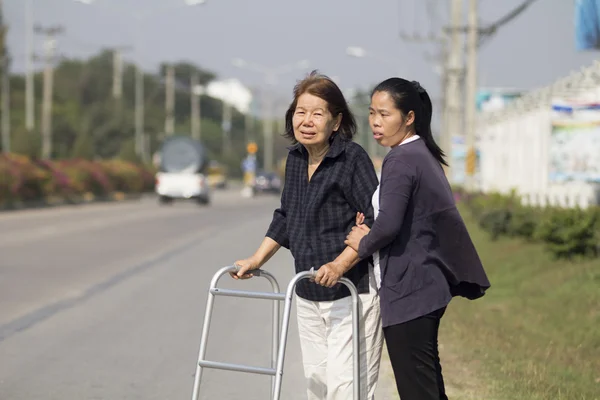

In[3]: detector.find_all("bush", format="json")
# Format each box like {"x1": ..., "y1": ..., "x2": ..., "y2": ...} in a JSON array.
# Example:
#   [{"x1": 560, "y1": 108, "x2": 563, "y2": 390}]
[
  {"x1": 0, "y1": 153, "x2": 156, "y2": 207},
  {"x1": 458, "y1": 187, "x2": 600, "y2": 260},
  {"x1": 55, "y1": 158, "x2": 113, "y2": 196},
  {"x1": 0, "y1": 154, "x2": 52, "y2": 203},
  {"x1": 101, "y1": 160, "x2": 140, "y2": 193},
  {"x1": 535, "y1": 207, "x2": 600, "y2": 259}
]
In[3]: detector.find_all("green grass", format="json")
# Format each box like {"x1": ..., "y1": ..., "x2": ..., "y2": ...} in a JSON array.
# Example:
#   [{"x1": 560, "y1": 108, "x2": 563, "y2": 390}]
[{"x1": 440, "y1": 206, "x2": 600, "y2": 400}]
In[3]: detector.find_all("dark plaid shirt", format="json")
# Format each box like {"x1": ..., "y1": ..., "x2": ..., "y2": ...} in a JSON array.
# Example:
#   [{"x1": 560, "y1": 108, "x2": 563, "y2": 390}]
[{"x1": 266, "y1": 134, "x2": 378, "y2": 302}]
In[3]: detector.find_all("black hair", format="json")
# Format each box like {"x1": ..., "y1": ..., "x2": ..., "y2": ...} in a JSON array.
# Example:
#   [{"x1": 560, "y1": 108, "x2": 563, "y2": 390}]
[
  {"x1": 371, "y1": 78, "x2": 448, "y2": 166},
  {"x1": 284, "y1": 70, "x2": 356, "y2": 143}
]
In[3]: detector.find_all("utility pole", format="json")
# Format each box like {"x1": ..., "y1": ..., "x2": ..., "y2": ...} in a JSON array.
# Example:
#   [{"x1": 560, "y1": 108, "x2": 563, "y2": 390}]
[
  {"x1": 25, "y1": 0, "x2": 34, "y2": 134},
  {"x1": 245, "y1": 109, "x2": 254, "y2": 144},
  {"x1": 1, "y1": 0, "x2": 10, "y2": 153},
  {"x1": 132, "y1": 17, "x2": 147, "y2": 162},
  {"x1": 112, "y1": 49, "x2": 123, "y2": 100},
  {"x1": 190, "y1": 72, "x2": 202, "y2": 141},
  {"x1": 111, "y1": 46, "x2": 131, "y2": 120},
  {"x1": 398, "y1": 2, "x2": 450, "y2": 168},
  {"x1": 443, "y1": 0, "x2": 464, "y2": 184},
  {"x1": 245, "y1": 87, "x2": 255, "y2": 144},
  {"x1": 276, "y1": 98, "x2": 286, "y2": 138},
  {"x1": 164, "y1": 64, "x2": 175, "y2": 136},
  {"x1": 464, "y1": 0, "x2": 478, "y2": 190},
  {"x1": 262, "y1": 88, "x2": 274, "y2": 172},
  {"x1": 221, "y1": 99, "x2": 232, "y2": 156},
  {"x1": 111, "y1": 46, "x2": 132, "y2": 101},
  {"x1": 36, "y1": 25, "x2": 63, "y2": 159},
  {"x1": 400, "y1": 0, "x2": 537, "y2": 188},
  {"x1": 134, "y1": 62, "x2": 145, "y2": 160},
  {"x1": 1, "y1": 39, "x2": 8, "y2": 154}
]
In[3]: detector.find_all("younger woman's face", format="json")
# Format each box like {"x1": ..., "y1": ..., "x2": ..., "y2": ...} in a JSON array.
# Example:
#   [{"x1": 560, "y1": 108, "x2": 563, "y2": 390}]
[{"x1": 369, "y1": 91, "x2": 415, "y2": 148}]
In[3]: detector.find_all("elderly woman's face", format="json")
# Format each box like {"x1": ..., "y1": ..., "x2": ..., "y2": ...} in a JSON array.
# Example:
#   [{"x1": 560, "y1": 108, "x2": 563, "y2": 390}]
[{"x1": 293, "y1": 93, "x2": 341, "y2": 147}]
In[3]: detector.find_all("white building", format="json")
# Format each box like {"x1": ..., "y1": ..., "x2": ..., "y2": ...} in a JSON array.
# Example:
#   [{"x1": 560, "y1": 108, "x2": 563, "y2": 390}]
[{"x1": 477, "y1": 61, "x2": 600, "y2": 208}]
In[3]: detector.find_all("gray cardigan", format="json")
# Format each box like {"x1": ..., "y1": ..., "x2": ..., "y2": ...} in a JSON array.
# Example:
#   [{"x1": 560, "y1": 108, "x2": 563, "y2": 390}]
[{"x1": 358, "y1": 139, "x2": 490, "y2": 327}]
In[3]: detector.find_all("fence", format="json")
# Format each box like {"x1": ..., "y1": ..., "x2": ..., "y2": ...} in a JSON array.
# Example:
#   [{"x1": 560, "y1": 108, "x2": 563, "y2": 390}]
[{"x1": 476, "y1": 60, "x2": 600, "y2": 209}]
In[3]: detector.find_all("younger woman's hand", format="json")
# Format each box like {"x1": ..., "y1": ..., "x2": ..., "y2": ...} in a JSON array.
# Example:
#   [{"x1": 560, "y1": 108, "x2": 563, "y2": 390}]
[
  {"x1": 345, "y1": 224, "x2": 370, "y2": 252},
  {"x1": 355, "y1": 212, "x2": 365, "y2": 226}
]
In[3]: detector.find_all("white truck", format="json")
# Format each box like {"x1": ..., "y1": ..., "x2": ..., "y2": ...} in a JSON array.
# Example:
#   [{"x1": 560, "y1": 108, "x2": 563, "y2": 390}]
[{"x1": 154, "y1": 136, "x2": 211, "y2": 205}]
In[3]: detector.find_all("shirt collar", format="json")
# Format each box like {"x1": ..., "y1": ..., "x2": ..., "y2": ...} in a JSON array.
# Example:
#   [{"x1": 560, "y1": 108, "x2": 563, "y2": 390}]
[
  {"x1": 288, "y1": 133, "x2": 348, "y2": 159},
  {"x1": 399, "y1": 135, "x2": 420, "y2": 146}
]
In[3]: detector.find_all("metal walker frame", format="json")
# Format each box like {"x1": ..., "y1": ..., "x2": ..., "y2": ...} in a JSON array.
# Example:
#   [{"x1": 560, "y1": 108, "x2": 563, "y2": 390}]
[{"x1": 191, "y1": 266, "x2": 361, "y2": 400}]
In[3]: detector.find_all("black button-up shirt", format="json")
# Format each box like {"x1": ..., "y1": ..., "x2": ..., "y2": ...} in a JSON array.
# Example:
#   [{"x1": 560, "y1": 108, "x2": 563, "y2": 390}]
[{"x1": 266, "y1": 134, "x2": 378, "y2": 302}]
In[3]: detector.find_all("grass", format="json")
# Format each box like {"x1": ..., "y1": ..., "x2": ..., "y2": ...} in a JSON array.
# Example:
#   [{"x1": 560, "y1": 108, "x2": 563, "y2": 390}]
[{"x1": 439, "y1": 206, "x2": 600, "y2": 400}]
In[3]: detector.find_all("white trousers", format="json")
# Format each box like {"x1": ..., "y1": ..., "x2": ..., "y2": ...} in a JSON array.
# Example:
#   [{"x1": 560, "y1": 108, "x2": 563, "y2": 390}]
[{"x1": 296, "y1": 275, "x2": 383, "y2": 400}]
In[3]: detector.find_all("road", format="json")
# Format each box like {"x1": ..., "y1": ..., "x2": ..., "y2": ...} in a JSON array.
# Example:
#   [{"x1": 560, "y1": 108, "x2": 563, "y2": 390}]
[{"x1": 0, "y1": 189, "x2": 397, "y2": 399}]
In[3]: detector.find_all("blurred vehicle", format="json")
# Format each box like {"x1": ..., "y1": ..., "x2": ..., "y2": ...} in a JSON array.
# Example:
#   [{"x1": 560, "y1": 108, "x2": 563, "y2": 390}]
[
  {"x1": 206, "y1": 161, "x2": 228, "y2": 189},
  {"x1": 252, "y1": 171, "x2": 282, "y2": 195},
  {"x1": 154, "y1": 135, "x2": 211, "y2": 205}
]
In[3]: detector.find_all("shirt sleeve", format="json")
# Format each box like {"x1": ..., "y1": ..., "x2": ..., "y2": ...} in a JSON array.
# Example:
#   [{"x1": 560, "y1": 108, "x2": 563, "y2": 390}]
[
  {"x1": 358, "y1": 158, "x2": 415, "y2": 259},
  {"x1": 345, "y1": 149, "x2": 378, "y2": 227},
  {"x1": 265, "y1": 160, "x2": 291, "y2": 249}
]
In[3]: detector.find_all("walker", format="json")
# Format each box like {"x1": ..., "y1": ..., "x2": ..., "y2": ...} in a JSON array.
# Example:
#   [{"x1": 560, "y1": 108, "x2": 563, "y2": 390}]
[{"x1": 190, "y1": 265, "x2": 361, "y2": 400}]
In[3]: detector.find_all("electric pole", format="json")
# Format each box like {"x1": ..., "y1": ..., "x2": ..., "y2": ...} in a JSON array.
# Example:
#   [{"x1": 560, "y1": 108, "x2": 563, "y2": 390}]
[
  {"x1": 262, "y1": 89, "x2": 274, "y2": 172},
  {"x1": 398, "y1": 1, "x2": 451, "y2": 170},
  {"x1": 112, "y1": 46, "x2": 132, "y2": 101},
  {"x1": 443, "y1": 0, "x2": 464, "y2": 184},
  {"x1": 164, "y1": 64, "x2": 175, "y2": 136},
  {"x1": 221, "y1": 100, "x2": 232, "y2": 157},
  {"x1": 35, "y1": 25, "x2": 63, "y2": 159},
  {"x1": 112, "y1": 46, "x2": 132, "y2": 121},
  {"x1": 464, "y1": 0, "x2": 478, "y2": 190},
  {"x1": 113, "y1": 49, "x2": 123, "y2": 100},
  {"x1": 1, "y1": 0, "x2": 10, "y2": 153},
  {"x1": 400, "y1": 0, "x2": 537, "y2": 188},
  {"x1": 190, "y1": 72, "x2": 202, "y2": 141},
  {"x1": 25, "y1": 0, "x2": 34, "y2": 134},
  {"x1": 245, "y1": 86, "x2": 256, "y2": 144},
  {"x1": 245, "y1": 108, "x2": 254, "y2": 144}
]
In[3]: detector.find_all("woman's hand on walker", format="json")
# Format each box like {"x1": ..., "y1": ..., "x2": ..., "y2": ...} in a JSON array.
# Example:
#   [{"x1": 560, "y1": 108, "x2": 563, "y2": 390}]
[
  {"x1": 314, "y1": 261, "x2": 345, "y2": 288},
  {"x1": 345, "y1": 224, "x2": 370, "y2": 252},
  {"x1": 230, "y1": 257, "x2": 261, "y2": 280}
]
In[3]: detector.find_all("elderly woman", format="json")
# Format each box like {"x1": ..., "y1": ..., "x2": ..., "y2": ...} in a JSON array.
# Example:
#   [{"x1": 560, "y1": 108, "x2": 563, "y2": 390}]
[{"x1": 233, "y1": 71, "x2": 384, "y2": 399}]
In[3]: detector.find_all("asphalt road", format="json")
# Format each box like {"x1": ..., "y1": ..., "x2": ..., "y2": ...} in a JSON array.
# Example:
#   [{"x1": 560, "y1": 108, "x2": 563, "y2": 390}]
[{"x1": 0, "y1": 189, "x2": 397, "y2": 399}]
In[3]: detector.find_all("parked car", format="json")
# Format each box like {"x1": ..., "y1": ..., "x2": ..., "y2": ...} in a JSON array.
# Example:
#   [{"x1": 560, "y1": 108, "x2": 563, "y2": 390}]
[
  {"x1": 206, "y1": 161, "x2": 228, "y2": 189},
  {"x1": 252, "y1": 171, "x2": 282, "y2": 194}
]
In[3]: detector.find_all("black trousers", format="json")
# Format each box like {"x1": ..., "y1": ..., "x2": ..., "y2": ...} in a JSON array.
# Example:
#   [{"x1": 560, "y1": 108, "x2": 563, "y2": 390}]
[{"x1": 383, "y1": 307, "x2": 448, "y2": 400}]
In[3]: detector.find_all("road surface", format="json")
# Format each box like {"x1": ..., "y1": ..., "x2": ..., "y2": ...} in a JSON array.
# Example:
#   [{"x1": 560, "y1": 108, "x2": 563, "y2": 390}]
[{"x1": 0, "y1": 189, "x2": 397, "y2": 399}]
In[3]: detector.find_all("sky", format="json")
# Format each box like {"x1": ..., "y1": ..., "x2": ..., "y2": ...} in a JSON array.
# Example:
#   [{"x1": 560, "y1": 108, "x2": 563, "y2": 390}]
[{"x1": 4, "y1": 0, "x2": 600, "y2": 113}]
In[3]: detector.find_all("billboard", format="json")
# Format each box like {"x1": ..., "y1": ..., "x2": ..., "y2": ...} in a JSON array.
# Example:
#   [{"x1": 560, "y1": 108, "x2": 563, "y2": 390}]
[
  {"x1": 575, "y1": 0, "x2": 600, "y2": 50},
  {"x1": 476, "y1": 89, "x2": 523, "y2": 112},
  {"x1": 549, "y1": 101, "x2": 600, "y2": 183}
]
